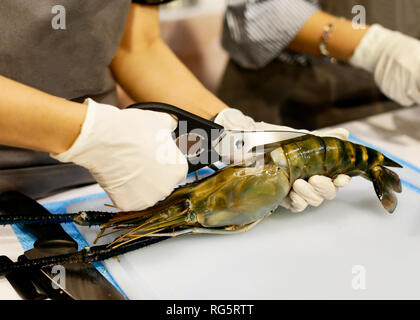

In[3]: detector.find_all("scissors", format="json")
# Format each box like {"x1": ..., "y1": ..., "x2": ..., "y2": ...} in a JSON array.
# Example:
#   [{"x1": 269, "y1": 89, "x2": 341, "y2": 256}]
[{"x1": 128, "y1": 102, "x2": 308, "y2": 173}]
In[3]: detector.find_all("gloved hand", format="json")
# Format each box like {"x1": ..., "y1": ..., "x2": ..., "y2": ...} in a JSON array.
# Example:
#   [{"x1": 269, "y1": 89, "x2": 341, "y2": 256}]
[
  {"x1": 51, "y1": 98, "x2": 188, "y2": 211},
  {"x1": 350, "y1": 24, "x2": 420, "y2": 107},
  {"x1": 214, "y1": 108, "x2": 351, "y2": 212}
]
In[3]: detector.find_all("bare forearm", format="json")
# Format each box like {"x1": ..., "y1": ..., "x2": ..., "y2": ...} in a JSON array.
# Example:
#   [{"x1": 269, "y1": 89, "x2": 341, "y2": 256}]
[
  {"x1": 111, "y1": 4, "x2": 228, "y2": 119},
  {"x1": 0, "y1": 75, "x2": 86, "y2": 154},
  {"x1": 112, "y1": 39, "x2": 228, "y2": 119},
  {"x1": 287, "y1": 11, "x2": 369, "y2": 61}
]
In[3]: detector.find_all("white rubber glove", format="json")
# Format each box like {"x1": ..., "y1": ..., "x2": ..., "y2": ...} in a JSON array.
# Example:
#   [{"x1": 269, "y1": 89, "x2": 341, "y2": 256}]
[
  {"x1": 350, "y1": 24, "x2": 420, "y2": 107},
  {"x1": 214, "y1": 108, "x2": 351, "y2": 212},
  {"x1": 51, "y1": 98, "x2": 188, "y2": 211}
]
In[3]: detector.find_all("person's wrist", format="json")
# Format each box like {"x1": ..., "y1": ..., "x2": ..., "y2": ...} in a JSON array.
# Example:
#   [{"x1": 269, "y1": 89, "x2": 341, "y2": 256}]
[
  {"x1": 213, "y1": 107, "x2": 258, "y2": 131},
  {"x1": 51, "y1": 98, "x2": 97, "y2": 159},
  {"x1": 213, "y1": 107, "x2": 233, "y2": 123},
  {"x1": 209, "y1": 106, "x2": 230, "y2": 122},
  {"x1": 50, "y1": 100, "x2": 88, "y2": 154}
]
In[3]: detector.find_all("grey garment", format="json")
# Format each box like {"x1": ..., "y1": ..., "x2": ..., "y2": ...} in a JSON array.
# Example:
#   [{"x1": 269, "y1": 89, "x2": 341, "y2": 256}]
[
  {"x1": 0, "y1": 0, "x2": 131, "y2": 101},
  {"x1": 0, "y1": 0, "x2": 132, "y2": 199},
  {"x1": 0, "y1": 164, "x2": 95, "y2": 199},
  {"x1": 222, "y1": 0, "x2": 320, "y2": 69},
  {"x1": 218, "y1": 0, "x2": 420, "y2": 129},
  {"x1": 0, "y1": 147, "x2": 95, "y2": 199}
]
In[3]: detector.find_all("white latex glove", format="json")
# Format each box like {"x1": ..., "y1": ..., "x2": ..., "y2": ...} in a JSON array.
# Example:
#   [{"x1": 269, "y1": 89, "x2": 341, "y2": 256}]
[
  {"x1": 51, "y1": 98, "x2": 188, "y2": 211},
  {"x1": 214, "y1": 108, "x2": 351, "y2": 212},
  {"x1": 350, "y1": 24, "x2": 420, "y2": 107}
]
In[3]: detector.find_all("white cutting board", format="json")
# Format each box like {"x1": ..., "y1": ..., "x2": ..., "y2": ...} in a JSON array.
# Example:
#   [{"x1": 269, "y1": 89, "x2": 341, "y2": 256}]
[{"x1": 69, "y1": 164, "x2": 420, "y2": 300}]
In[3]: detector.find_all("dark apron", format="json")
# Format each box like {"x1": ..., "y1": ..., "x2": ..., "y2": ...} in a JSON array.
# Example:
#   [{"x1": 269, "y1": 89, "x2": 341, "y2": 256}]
[
  {"x1": 218, "y1": 0, "x2": 420, "y2": 130},
  {"x1": 0, "y1": 1, "x2": 131, "y2": 198}
]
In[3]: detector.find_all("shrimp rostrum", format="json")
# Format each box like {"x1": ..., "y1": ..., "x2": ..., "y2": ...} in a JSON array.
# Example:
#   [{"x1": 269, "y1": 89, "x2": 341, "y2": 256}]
[{"x1": 97, "y1": 134, "x2": 402, "y2": 247}]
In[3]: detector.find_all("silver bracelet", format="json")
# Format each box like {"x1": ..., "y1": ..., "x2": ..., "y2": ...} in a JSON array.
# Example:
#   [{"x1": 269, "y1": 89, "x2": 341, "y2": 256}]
[{"x1": 319, "y1": 17, "x2": 344, "y2": 63}]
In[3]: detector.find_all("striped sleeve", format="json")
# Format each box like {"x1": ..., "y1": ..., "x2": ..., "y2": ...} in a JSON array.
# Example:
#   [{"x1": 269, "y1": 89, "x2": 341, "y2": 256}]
[{"x1": 222, "y1": 0, "x2": 320, "y2": 70}]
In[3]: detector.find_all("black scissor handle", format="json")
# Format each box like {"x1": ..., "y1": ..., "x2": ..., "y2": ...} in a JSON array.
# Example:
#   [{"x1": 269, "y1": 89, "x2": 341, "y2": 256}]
[{"x1": 127, "y1": 102, "x2": 224, "y2": 173}]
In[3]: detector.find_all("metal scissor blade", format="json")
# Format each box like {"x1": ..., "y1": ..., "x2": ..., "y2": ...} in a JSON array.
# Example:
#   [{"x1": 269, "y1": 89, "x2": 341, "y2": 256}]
[
  {"x1": 214, "y1": 130, "x2": 311, "y2": 162},
  {"x1": 24, "y1": 247, "x2": 126, "y2": 300}
]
